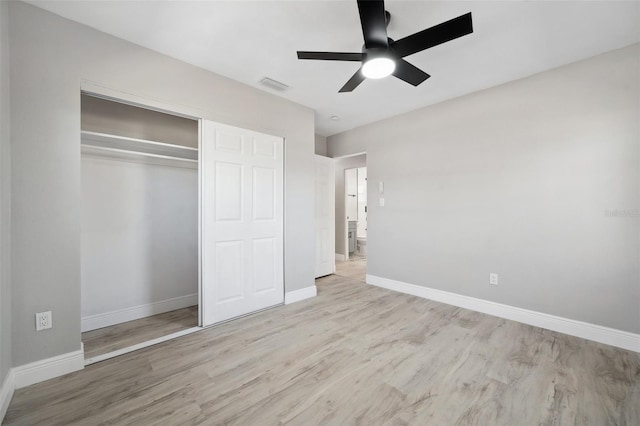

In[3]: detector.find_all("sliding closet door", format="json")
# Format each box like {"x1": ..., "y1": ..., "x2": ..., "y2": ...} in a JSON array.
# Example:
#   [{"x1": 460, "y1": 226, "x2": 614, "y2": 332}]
[{"x1": 201, "y1": 120, "x2": 284, "y2": 326}]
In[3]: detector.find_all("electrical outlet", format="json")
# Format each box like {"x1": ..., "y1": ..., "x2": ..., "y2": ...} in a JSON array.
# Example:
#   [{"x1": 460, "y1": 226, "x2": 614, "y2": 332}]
[
  {"x1": 489, "y1": 273, "x2": 499, "y2": 286},
  {"x1": 35, "y1": 311, "x2": 52, "y2": 331},
  {"x1": 379, "y1": 197, "x2": 385, "y2": 207}
]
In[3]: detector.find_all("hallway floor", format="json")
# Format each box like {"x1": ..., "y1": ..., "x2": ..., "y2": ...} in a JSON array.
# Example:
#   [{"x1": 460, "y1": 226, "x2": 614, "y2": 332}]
[{"x1": 335, "y1": 255, "x2": 366, "y2": 282}]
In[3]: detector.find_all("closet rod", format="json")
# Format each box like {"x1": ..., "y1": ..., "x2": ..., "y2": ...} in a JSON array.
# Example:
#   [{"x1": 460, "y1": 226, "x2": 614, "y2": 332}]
[
  {"x1": 81, "y1": 144, "x2": 198, "y2": 163},
  {"x1": 81, "y1": 130, "x2": 198, "y2": 161},
  {"x1": 81, "y1": 130, "x2": 197, "y2": 151}
]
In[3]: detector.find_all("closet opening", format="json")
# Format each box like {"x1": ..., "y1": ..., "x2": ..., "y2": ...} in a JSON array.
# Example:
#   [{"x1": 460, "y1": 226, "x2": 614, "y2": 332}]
[{"x1": 80, "y1": 93, "x2": 201, "y2": 364}]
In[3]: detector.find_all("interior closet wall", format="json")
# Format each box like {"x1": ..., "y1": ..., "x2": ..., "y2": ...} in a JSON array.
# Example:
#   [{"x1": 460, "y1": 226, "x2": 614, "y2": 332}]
[{"x1": 81, "y1": 96, "x2": 198, "y2": 331}]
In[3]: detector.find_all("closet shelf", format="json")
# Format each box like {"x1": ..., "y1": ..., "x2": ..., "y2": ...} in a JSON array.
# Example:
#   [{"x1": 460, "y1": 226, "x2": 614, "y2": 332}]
[
  {"x1": 81, "y1": 130, "x2": 198, "y2": 161},
  {"x1": 81, "y1": 145, "x2": 197, "y2": 170}
]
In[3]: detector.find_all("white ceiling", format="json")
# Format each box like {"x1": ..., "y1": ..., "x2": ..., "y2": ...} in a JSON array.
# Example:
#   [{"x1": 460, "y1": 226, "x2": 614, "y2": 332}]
[{"x1": 29, "y1": 1, "x2": 640, "y2": 136}]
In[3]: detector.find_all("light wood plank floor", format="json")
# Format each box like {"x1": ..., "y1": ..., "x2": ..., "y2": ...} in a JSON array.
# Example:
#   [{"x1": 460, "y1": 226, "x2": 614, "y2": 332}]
[
  {"x1": 335, "y1": 256, "x2": 366, "y2": 282},
  {"x1": 5, "y1": 271, "x2": 639, "y2": 425},
  {"x1": 82, "y1": 306, "x2": 198, "y2": 359}
]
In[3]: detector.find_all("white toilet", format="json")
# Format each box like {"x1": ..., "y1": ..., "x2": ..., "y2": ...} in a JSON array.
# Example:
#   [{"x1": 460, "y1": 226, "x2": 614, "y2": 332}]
[{"x1": 356, "y1": 237, "x2": 367, "y2": 256}]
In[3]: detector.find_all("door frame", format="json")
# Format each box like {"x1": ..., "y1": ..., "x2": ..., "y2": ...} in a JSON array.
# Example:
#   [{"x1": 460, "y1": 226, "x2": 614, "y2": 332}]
[
  {"x1": 344, "y1": 166, "x2": 367, "y2": 261},
  {"x1": 81, "y1": 81, "x2": 205, "y2": 328},
  {"x1": 333, "y1": 152, "x2": 367, "y2": 262},
  {"x1": 344, "y1": 167, "x2": 356, "y2": 261}
]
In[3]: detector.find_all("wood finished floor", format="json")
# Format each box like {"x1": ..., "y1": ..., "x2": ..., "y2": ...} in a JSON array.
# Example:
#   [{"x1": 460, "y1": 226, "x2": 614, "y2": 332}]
[
  {"x1": 335, "y1": 256, "x2": 366, "y2": 282},
  {"x1": 82, "y1": 306, "x2": 198, "y2": 359},
  {"x1": 5, "y1": 268, "x2": 639, "y2": 425}
]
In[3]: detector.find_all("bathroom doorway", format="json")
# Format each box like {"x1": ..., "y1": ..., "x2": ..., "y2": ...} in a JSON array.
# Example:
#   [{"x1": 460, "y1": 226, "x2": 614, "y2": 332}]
[
  {"x1": 333, "y1": 152, "x2": 367, "y2": 283},
  {"x1": 345, "y1": 166, "x2": 367, "y2": 262}
]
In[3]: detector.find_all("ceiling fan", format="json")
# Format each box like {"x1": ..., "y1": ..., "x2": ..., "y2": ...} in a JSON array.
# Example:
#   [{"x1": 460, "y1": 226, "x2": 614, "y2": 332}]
[{"x1": 297, "y1": 1, "x2": 473, "y2": 93}]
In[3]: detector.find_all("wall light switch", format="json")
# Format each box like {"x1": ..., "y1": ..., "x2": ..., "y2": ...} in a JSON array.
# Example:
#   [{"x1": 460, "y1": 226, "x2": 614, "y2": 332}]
[
  {"x1": 379, "y1": 197, "x2": 385, "y2": 207},
  {"x1": 379, "y1": 181, "x2": 384, "y2": 194}
]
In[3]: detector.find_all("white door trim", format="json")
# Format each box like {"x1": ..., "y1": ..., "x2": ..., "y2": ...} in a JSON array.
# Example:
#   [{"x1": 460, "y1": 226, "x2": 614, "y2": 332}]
[
  {"x1": 80, "y1": 83, "x2": 204, "y2": 329},
  {"x1": 80, "y1": 80, "x2": 204, "y2": 120}
]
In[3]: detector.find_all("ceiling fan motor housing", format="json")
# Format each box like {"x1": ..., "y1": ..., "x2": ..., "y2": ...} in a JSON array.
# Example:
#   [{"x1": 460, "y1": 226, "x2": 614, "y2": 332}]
[{"x1": 362, "y1": 46, "x2": 394, "y2": 61}]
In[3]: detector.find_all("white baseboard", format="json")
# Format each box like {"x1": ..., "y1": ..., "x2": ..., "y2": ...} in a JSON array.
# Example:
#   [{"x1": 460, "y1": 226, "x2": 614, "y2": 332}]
[
  {"x1": 1, "y1": 368, "x2": 15, "y2": 423},
  {"x1": 1, "y1": 345, "x2": 85, "y2": 422},
  {"x1": 82, "y1": 293, "x2": 198, "y2": 332},
  {"x1": 12, "y1": 347, "x2": 85, "y2": 390},
  {"x1": 335, "y1": 253, "x2": 345, "y2": 261},
  {"x1": 367, "y1": 274, "x2": 640, "y2": 353},
  {"x1": 285, "y1": 286, "x2": 317, "y2": 305}
]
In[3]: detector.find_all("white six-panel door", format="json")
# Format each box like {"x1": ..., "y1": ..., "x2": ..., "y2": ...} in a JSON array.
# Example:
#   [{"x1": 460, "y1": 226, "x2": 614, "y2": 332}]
[
  {"x1": 201, "y1": 120, "x2": 284, "y2": 326},
  {"x1": 315, "y1": 155, "x2": 335, "y2": 278}
]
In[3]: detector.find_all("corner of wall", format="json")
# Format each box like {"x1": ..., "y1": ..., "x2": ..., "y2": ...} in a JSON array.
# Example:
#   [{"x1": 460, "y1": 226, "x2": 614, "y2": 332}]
[
  {"x1": 0, "y1": 367, "x2": 14, "y2": 422},
  {"x1": 0, "y1": 0, "x2": 14, "y2": 420},
  {"x1": 314, "y1": 134, "x2": 328, "y2": 157}
]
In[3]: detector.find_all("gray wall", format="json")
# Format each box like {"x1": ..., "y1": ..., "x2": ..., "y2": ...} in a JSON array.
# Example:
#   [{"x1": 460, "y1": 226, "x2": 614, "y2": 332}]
[
  {"x1": 328, "y1": 43, "x2": 640, "y2": 334},
  {"x1": 81, "y1": 154, "x2": 198, "y2": 323},
  {"x1": 9, "y1": 1, "x2": 315, "y2": 367},
  {"x1": 0, "y1": 0, "x2": 12, "y2": 385},
  {"x1": 314, "y1": 134, "x2": 327, "y2": 157},
  {"x1": 334, "y1": 154, "x2": 366, "y2": 257},
  {"x1": 82, "y1": 94, "x2": 199, "y2": 148}
]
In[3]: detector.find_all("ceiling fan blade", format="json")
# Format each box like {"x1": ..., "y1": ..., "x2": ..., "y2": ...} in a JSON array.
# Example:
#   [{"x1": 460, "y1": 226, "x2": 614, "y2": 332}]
[
  {"x1": 297, "y1": 51, "x2": 364, "y2": 61},
  {"x1": 357, "y1": 0, "x2": 389, "y2": 48},
  {"x1": 393, "y1": 59, "x2": 430, "y2": 86},
  {"x1": 339, "y1": 68, "x2": 366, "y2": 93},
  {"x1": 391, "y1": 12, "x2": 473, "y2": 58}
]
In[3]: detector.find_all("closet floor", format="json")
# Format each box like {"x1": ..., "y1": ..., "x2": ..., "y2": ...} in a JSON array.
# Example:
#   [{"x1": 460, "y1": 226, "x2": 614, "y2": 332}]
[{"x1": 82, "y1": 306, "x2": 198, "y2": 359}]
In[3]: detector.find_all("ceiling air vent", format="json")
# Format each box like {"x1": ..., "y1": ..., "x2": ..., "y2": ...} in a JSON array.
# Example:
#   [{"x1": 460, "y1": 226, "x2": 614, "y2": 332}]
[{"x1": 259, "y1": 77, "x2": 290, "y2": 92}]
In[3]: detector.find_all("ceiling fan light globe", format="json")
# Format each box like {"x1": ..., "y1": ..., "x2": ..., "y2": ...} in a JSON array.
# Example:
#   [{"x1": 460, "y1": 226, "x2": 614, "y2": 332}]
[{"x1": 362, "y1": 57, "x2": 395, "y2": 79}]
